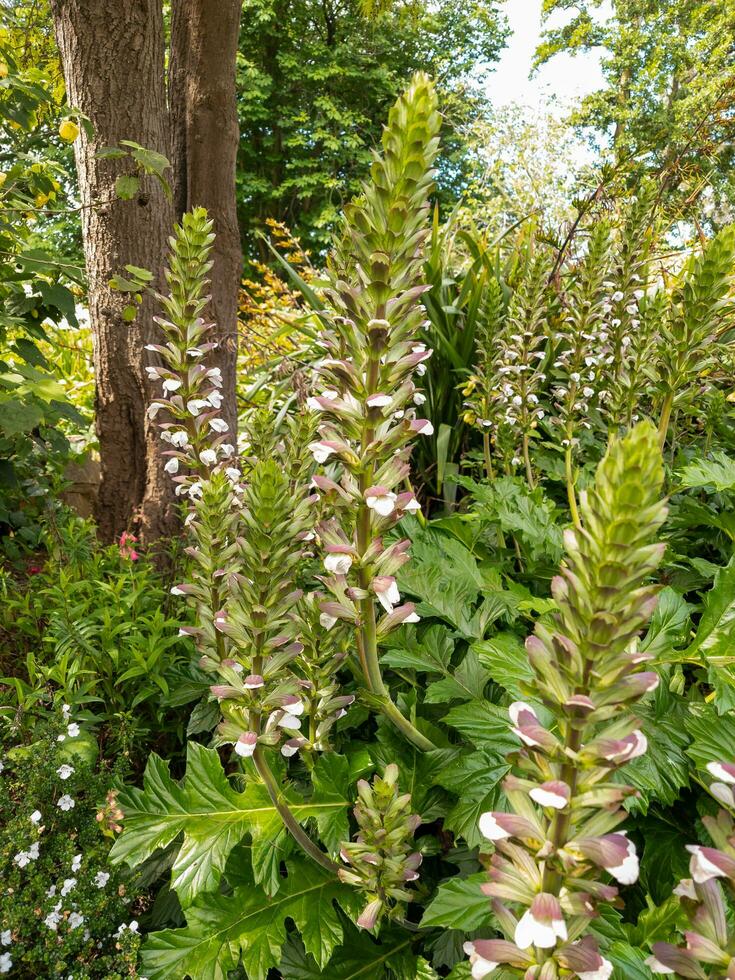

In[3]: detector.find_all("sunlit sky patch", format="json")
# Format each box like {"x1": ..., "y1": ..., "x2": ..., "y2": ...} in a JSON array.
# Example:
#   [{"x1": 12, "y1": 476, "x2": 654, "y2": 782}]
[{"x1": 489, "y1": 0, "x2": 611, "y2": 110}]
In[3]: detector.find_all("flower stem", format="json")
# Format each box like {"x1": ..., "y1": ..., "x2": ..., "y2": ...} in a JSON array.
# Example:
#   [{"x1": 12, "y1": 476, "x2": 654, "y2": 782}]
[
  {"x1": 522, "y1": 433, "x2": 535, "y2": 490},
  {"x1": 565, "y1": 444, "x2": 581, "y2": 530},
  {"x1": 252, "y1": 747, "x2": 339, "y2": 875}
]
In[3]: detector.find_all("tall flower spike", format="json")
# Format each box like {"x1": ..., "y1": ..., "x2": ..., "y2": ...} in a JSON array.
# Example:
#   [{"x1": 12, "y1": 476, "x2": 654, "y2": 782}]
[
  {"x1": 468, "y1": 421, "x2": 667, "y2": 978},
  {"x1": 648, "y1": 759, "x2": 735, "y2": 977},
  {"x1": 151, "y1": 213, "x2": 341, "y2": 875},
  {"x1": 602, "y1": 184, "x2": 656, "y2": 435},
  {"x1": 656, "y1": 224, "x2": 735, "y2": 449},
  {"x1": 464, "y1": 268, "x2": 509, "y2": 479},
  {"x1": 487, "y1": 237, "x2": 552, "y2": 488},
  {"x1": 551, "y1": 220, "x2": 612, "y2": 526},
  {"x1": 307, "y1": 72, "x2": 441, "y2": 751}
]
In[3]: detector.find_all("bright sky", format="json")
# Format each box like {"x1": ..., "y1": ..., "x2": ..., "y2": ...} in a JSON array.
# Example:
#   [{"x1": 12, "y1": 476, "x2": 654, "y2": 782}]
[{"x1": 489, "y1": 0, "x2": 610, "y2": 110}]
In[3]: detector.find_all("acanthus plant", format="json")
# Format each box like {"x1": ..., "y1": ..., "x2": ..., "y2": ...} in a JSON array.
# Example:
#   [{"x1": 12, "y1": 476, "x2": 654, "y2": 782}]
[
  {"x1": 464, "y1": 421, "x2": 668, "y2": 979},
  {"x1": 108, "y1": 75, "x2": 444, "y2": 975},
  {"x1": 141, "y1": 207, "x2": 356, "y2": 874},
  {"x1": 305, "y1": 71, "x2": 441, "y2": 752},
  {"x1": 648, "y1": 760, "x2": 735, "y2": 978}
]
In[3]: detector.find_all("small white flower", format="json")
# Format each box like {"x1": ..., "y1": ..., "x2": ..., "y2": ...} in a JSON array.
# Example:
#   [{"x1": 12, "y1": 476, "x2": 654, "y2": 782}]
[
  {"x1": 0, "y1": 931, "x2": 10, "y2": 947},
  {"x1": 403, "y1": 497, "x2": 421, "y2": 514},
  {"x1": 207, "y1": 390, "x2": 223, "y2": 409},
  {"x1": 606, "y1": 837, "x2": 639, "y2": 884},
  {"x1": 186, "y1": 398, "x2": 207, "y2": 416},
  {"x1": 199, "y1": 448, "x2": 217, "y2": 466},
  {"x1": 529, "y1": 786, "x2": 567, "y2": 810},
  {"x1": 309, "y1": 441, "x2": 337, "y2": 464},
  {"x1": 170, "y1": 430, "x2": 189, "y2": 448},
  {"x1": 30, "y1": 810, "x2": 42, "y2": 824},
  {"x1": 162, "y1": 378, "x2": 182, "y2": 393},
  {"x1": 61, "y1": 704, "x2": 71, "y2": 716},
  {"x1": 94, "y1": 871, "x2": 110, "y2": 888},
  {"x1": 404, "y1": 611, "x2": 421, "y2": 624},
  {"x1": 374, "y1": 578, "x2": 401, "y2": 614},
  {"x1": 57, "y1": 794, "x2": 75, "y2": 811},
  {"x1": 611, "y1": 290, "x2": 624, "y2": 302},
  {"x1": 0, "y1": 760, "x2": 3, "y2": 773},
  {"x1": 278, "y1": 713, "x2": 302, "y2": 730},
  {"x1": 515, "y1": 906, "x2": 567, "y2": 950},
  {"x1": 66, "y1": 723, "x2": 80, "y2": 737},
  {"x1": 324, "y1": 553, "x2": 353, "y2": 575},
  {"x1": 225, "y1": 467, "x2": 241, "y2": 482},
  {"x1": 707, "y1": 761, "x2": 735, "y2": 784},
  {"x1": 13, "y1": 851, "x2": 30, "y2": 868},
  {"x1": 365, "y1": 490, "x2": 397, "y2": 517},
  {"x1": 28, "y1": 842, "x2": 40, "y2": 860},
  {"x1": 234, "y1": 732, "x2": 258, "y2": 758},
  {"x1": 44, "y1": 911, "x2": 61, "y2": 931},
  {"x1": 413, "y1": 391, "x2": 426, "y2": 405},
  {"x1": 57, "y1": 764, "x2": 75, "y2": 780},
  {"x1": 0, "y1": 952, "x2": 12, "y2": 974},
  {"x1": 60, "y1": 877, "x2": 77, "y2": 897},
  {"x1": 164, "y1": 457, "x2": 179, "y2": 474},
  {"x1": 71, "y1": 853, "x2": 82, "y2": 872},
  {"x1": 68, "y1": 911, "x2": 85, "y2": 930},
  {"x1": 478, "y1": 812, "x2": 510, "y2": 841},
  {"x1": 209, "y1": 418, "x2": 229, "y2": 433},
  {"x1": 366, "y1": 393, "x2": 392, "y2": 408},
  {"x1": 463, "y1": 941, "x2": 497, "y2": 979}
]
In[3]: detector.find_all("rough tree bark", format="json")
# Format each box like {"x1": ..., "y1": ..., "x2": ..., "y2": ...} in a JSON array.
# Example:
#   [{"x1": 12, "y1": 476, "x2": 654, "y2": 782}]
[
  {"x1": 50, "y1": 0, "x2": 176, "y2": 543},
  {"x1": 169, "y1": 0, "x2": 243, "y2": 436},
  {"x1": 50, "y1": 0, "x2": 243, "y2": 543}
]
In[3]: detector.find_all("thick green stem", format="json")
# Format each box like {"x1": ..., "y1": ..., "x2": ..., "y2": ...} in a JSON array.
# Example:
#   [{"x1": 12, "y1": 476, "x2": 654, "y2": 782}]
[
  {"x1": 482, "y1": 430, "x2": 495, "y2": 481},
  {"x1": 253, "y1": 747, "x2": 339, "y2": 874},
  {"x1": 522, "y1": 432, "x2": 535, "y2": 490},
  {"x1": 565, "y1": 444, "x2": 581, "y2": 530}
]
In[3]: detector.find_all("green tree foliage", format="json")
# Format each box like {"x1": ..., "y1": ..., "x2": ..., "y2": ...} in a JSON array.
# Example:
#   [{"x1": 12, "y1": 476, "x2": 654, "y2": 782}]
[
  {"x1": 236, "y1": 0, "x2": 509, "y2": 257},
  {"x1": 537, "y1": 0, "x2": 735, "y2": 223}
]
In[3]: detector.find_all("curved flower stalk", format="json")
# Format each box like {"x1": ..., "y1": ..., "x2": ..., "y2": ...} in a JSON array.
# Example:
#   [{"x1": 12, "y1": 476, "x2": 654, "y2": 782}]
[
  {"x1": 648, "y1": 760, "x2": 735, "y2": 978},
  {"x1": 487, "y1": 242, "x2": 552, "y2": 488},
  {"x1": 464, "y1": 421, "x2": 667, "y2": 979},
  {"x1": 550, "y1": 221, "x2": 612, "y2": 527},
  {"x1": 655, "y1": 225, "x2": 735, "y2": 451},
  {"x1": 306, "y1": 72, "x2": 441, "y2": 751},
  {"x1": 338, "y1": 764, "x2": 422, "y2": 931}
]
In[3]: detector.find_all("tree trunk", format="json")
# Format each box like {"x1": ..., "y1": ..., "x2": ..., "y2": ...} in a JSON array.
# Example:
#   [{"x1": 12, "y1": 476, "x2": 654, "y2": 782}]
[
  {"x1": 169, "y1": 0, "x2": 243, "y2": 435},
  {"x1": 49, "y1": 0, "x2": 178, "y2": 545}
]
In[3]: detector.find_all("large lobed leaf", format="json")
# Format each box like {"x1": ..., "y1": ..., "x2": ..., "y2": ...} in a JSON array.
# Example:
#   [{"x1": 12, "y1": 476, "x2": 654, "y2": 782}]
[
  {"x1": 141, "y1": 857, "x2": 360, "y2": 980},
  {"x1": 111, "y1": 742, "x2": 350, "y2": 903}
]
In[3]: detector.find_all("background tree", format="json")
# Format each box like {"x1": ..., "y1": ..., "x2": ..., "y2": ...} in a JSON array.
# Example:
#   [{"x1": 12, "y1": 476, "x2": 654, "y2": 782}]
[
  {"x1": 48, "y1": 0, "x2": 242, "y2": 545},
  {"x1": 537, "y1": 0, "x2": 735, "y2": 225},
  {"x1": 236, "y1": 0, "x2": 509, "y2": 258}
]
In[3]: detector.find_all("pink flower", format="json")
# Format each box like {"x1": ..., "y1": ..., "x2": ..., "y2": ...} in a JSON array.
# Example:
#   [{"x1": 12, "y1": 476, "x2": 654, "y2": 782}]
[{"x1": 118, "y1": 531, "x2": 139, "y2": 560}]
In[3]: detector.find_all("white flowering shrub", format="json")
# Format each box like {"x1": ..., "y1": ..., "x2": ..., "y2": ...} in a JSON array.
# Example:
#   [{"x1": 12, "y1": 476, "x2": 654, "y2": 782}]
[{"x1": 0, "y1": 709, "x2": 143, "y2": 977}]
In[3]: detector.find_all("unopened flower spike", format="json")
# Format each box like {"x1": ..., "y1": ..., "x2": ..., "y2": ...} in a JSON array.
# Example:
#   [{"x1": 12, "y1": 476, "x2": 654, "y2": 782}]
[{"x1": 338, "y1": 764, "x2": 422, "y2": 931}]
